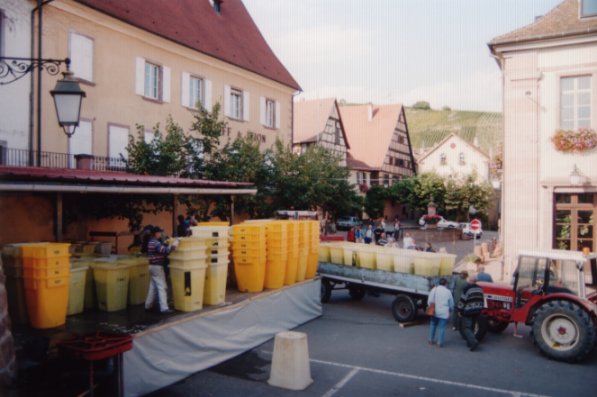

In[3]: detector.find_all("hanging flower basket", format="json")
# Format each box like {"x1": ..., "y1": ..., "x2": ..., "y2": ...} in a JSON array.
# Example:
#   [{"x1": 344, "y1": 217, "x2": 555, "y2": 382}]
[
  {"x1": 551, "y1": 128, "x2": 597, "y2": 153},
  {"x1": 422, "y1": 214, "x2": 441, "y2": 225}
]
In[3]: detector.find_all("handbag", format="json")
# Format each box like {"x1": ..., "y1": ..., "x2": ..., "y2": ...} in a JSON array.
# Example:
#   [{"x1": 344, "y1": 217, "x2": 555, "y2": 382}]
[
  {"x1": 426, "y1": 289, "x2": 436, "y2": 316},
  {"x1": 425, "y1": 303, "x2": 435, "y2": 316}
]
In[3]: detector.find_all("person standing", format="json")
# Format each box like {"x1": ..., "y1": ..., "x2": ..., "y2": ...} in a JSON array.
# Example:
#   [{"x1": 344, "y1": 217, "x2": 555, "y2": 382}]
[
  {"x1": 145, "y1": 226, "x2": 178, "y2": 314},
  {"x1": 394, "y1": 218, "x2": 401, "y2": 240},
  {"x1": 458, "y1": 275, "x2": 485, "y2": 351},
  {"x1": 427, "y1": 278, "x2": 454, "y2": 347},
  {"x1": 364, "y1": 225, "x2": 373, "y2": 244},
  {"x1": 451, "y1": 271, "x2": 469, "y2": 331},
  {"x1": 403, "y1": 232, "x2": 416, "y2": 250}
]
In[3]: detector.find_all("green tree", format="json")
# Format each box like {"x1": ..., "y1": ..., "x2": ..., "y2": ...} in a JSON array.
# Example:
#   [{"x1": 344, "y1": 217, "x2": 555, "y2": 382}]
[
  {"x1": 412, "y1": 101, "x2": 431, "y2": 110},
  {"x1": 364, "y1": 185, "x2": 386, "y2": 219}
]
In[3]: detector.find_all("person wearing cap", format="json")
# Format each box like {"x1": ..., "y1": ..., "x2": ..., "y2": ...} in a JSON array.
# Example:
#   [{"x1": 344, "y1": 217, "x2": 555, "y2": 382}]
[
  {"x1": 145, "y1": 226, "x2": 178, "y2": 314},
  {"x1": 457, "y1": 275, "x2": 485, "y2": 351}
]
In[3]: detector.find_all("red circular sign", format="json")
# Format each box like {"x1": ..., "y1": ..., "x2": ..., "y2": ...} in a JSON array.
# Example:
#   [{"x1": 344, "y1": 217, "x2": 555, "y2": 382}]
[{"x1": 470, "y1": 219, "x2": 481, "y2": 231}]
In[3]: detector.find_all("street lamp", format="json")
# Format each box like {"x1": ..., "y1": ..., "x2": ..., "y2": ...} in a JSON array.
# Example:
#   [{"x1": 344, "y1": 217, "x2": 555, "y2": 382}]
[{"x1": 50, "y1": 67, "x2": 86, "y2": 138}]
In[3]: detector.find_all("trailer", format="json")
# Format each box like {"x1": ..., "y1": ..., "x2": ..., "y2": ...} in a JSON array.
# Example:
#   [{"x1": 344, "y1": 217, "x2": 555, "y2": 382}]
[{"x1": 318, "y1": 261, "x2": 454, "y2": 323}]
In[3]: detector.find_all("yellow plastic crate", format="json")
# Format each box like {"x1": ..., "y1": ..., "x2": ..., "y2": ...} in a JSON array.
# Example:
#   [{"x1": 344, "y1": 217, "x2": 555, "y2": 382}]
[
  {"x1": 24, "y1": 275, "x2": 70, "y2": 329},
  {"x1": 191, "y1": 227, "x2": 230, "y2": 239},
  {"x1": 343, "y1": 245, "x2": 360, "y2": 266},
  {"x1": 234, "y1": 259, "x2": 265, "y2": 292},
  {"x1": 439, "y1": 254, "x2": 456, "y2": 276},
  {"x1": 176, "y1": 237, "x2": 207, "y2": 250},
  {"x1": 231, "y1": 240, "x2": 266, "y2": 250},
  {"x1": 305, "y1": 252, "x2": 318, "y2": 279},
  {"x1": 393, "y1": 252, "x2": 413, "y2": 274},
  {"x1": 284, "y1": 254, "x2": 299, "y2": 286},
  {"x1": 264, "y1": 258, "x2": 286, "y2": 289},
  {"x1": 318, "y1": 244, "x2": 331, "y2": 262},
  {"x1": 232, "y1": 246, "x2": 265, "y2": 257},
  {"x1": 67, "y1": 266, "x2": 88, "y2": 315},
  {"x1": 329, "y1": 244, "x2": 345, "y2": 265},
  {"x1": 207, "y1": 245, "x2": 230, "y2": 257},
  {"x1": 375, "y1": 249, "x2": 394, "y2": 272},
  {"x1": 231, "y1": 223, "x2": 266, "y2": 236},
  {"x1": 296, "y1": 253, "x2": 308, "y2": 282},
  {"x1": 170, "y1": 264, "x2": 207, "y2": 312},
  {"x1": 20, "y1": 243, "x2": 71, "y2": 259},
  {"x1": 22, "y1": 256, "x2": 70, "y2": 269},
  {"x1": 203, "y1": 263, "x2": 228, "y2": 305},
  {"x1": 412, "y1": 252, "x2": 441, "y2": 277},
  {"x1": 208, "y1": 253, "x2": 230, "y2": 266},
  {"x1": 169, "y1": 257, "x2": 207, "y2": 268},
  {"x1": 357, "y1": 249, "x2": 376, "y2": 270},
  {"x1": 91, "y1": 263, "x2": 130, "y2": 312},
  {"x1": 23, "y1": 262, "x2": 70, "y2": 279},
  {"x1": 169, "y1": 248, "x2": 207, "y2": 261}
]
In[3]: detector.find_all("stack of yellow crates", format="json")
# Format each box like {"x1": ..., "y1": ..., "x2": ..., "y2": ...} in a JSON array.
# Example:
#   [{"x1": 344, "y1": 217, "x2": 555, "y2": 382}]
[
  {"x1": 231, "y1": 223, "x2": 266, "y2": 292},
  {"x1": 262, "y1": 221, "x2": 287, "y2": 289},
  {"x1": 275, "y1": 220, "x2": 299, "y2": 286},
  {"x1": 1, "y1": 244, "x2": 29, "y2": 325},
  {"x1": 168, "y1": 237, "x2": 208, "y2": 311},
  {"x1": 305, "y1": 220, "x2": 320, "y2": 279},
  {"x1": 295, "y1": 221, "x2": 309, "y2": 281},
  {"x1": 21, "y1": 243, "x2": 71, "y2": 329},
  {"x1": 191, "y1": 223, "x2": 230, "y2": 305}
]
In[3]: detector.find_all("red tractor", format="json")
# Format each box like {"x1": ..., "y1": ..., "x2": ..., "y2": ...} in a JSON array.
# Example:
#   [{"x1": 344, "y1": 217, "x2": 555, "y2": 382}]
[{"x1": 479, "y1": 250, "x2": 597, "y2": 362}]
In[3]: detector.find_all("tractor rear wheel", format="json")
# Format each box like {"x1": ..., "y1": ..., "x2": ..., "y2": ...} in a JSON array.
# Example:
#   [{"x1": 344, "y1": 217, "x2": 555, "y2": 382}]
[{"x1": 532, "y1": 300, "x2": 596, "y2": 362}]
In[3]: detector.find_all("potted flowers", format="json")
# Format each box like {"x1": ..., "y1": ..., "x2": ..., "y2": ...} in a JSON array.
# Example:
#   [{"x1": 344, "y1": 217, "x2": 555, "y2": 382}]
[{"x1": 551, "y1": 128, "x2": 597, "y2": 152}]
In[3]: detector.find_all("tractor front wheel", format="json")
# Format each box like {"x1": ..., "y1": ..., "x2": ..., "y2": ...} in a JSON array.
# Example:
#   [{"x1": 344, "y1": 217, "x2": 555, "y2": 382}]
[
  {"x1": 487, "y1": 318, "x2": 509, "y2": 334},
  {"x1": 532, "y1": 300, "x2": 596, "y2": 362}
]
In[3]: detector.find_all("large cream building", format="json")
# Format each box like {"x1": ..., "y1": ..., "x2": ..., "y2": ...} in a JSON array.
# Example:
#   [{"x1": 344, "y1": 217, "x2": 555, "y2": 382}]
[
  {"x1": 490, "y1": 0, "x2": 597, "y2": 272},
  {"x1": 34, "y1": 0, "x2": 300, "y2": 164}
]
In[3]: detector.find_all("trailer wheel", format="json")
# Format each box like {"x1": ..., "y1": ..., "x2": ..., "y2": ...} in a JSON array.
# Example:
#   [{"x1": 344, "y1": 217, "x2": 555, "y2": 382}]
[
  {"x1": 320, "y1": 279, "x2": 332, "y2": 303},
  {"x1": 391, "y1": 294, "x2": 416, "y2": 323},
  {"x1": 348, "y1": 284, "x2": 366, "y2": 300},
  {"x1": 532, "y1": 300, "x2": 596, "y2": 362},
  {"x1": 487, "y1": 318, "x2": 509, "y2": 334}
]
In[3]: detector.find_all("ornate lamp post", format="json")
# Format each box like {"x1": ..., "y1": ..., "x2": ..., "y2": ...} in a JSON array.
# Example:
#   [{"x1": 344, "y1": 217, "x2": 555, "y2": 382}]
[{"x1": 50, "y1": 67, "x2": 86, "y2": 138}]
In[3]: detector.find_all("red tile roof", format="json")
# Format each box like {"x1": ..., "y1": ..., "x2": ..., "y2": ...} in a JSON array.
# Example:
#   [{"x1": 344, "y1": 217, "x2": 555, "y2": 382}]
[
  {"x1": 490, "y1": 0, "x2": 597, "y2": 47},
  {"x1": 76, "y1": 0, "x2": 300, "y2": 90},
  {"x1": 0, "y1": 166, "x2": 253, "y2": 188}
]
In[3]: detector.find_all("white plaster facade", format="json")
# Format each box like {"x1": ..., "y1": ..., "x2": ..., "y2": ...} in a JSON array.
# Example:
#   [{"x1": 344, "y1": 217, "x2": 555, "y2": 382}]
[
  {"x1": 0, "y1": 0, "x2": 33, "y2": 151},
  {"x1": 490, "y1": 0, "x2": 597, "y2": 275},
  {"x1": 417, "y1": 133, "x2": 490, "y2": 182}
]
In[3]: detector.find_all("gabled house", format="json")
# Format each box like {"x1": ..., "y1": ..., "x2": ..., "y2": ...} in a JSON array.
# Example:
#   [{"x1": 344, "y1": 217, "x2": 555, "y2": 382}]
[
  {"x1": 489, "y1": 0, "x2": 597, "y2": 270},
  {"x1": 292, "y1": 98, "x2": 349, "y2": 167},
  {"x1": 417, "y1": 133, "x2": 490, "y2": 182},
  {"x1": 20, "y1": 0, "x2": 300, "y2": 167},
  {"x1": 339, "y1": 103, "x2": 416, "y2": 194}
]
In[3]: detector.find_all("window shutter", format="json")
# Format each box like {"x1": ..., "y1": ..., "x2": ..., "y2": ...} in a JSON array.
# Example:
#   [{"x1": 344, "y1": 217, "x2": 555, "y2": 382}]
[
  {"x1": 243, "y1": 90, "x2": 250, "y2": 121},
  {"x1": 135, "y1": 57, "x2": 145, "y2": 96},
  {"x1": 224, "y1": 85, "x2": 231, "y2": 117},
  {"x1": 275, "y1": 100, "x2": 281, "y2": 129},
  {"x1": 70, "y1": 33, "x2": 93, "y2": 82},
  {"x1": 162, "y1": 66, "x2": 171, "y2": 103},
  {"x1": 204, "y1": 79, "x2": 213, "y2": 111},
  {"x1": 181, "y1": 72, "x2": 190, "y2": 107},
  {"x1": 260, "y1": 96, "x2": 266, "y2": 125}
]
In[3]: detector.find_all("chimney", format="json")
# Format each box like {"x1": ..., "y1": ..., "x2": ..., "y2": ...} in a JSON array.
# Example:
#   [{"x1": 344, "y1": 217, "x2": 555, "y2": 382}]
[{"x1": 367, "y1": 103, "x2": 373, "y2": 122}]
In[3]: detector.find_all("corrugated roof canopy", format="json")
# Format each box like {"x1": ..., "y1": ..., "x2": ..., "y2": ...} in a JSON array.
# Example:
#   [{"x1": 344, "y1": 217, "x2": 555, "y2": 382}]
[{"x1": 0, "y1": 167, "x2": 256, "y2": 195}]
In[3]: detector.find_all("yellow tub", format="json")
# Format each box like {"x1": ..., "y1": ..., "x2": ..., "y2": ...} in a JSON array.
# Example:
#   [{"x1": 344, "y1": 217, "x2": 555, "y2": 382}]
[
  {"x1": 393, "y1": 251, "x2": 413, "y2": 274},
  {"x1": 375, "y1": 248, "x2": 394, "y2": 272},
  {"x1": 91, "y1": 262, "x2": 130, "y2": 312},
  {"x1": 170, "y1": 263, "x2": 207, "y2": 312},
  {"x1": 329, "y1": 244, "x2": 344, "y2": 265},
  {"x1": 204, "y1": 264, "x2": 228, "y2": 305},
  {"x1": 318, "y1": 244, "x2": 331, "y2": 262},
  {"x1": 67, "y1": 266, "x2": 88, "y2": 315},
  {"x1": 439, "y1": 253, "x2": 457, "y2": 276},
  {"x1": 357, "y1": 247, "x2": 377, "y2": 270},
  {"x1": 412, "y1": 252, "x2": 441, "y2": 277}
]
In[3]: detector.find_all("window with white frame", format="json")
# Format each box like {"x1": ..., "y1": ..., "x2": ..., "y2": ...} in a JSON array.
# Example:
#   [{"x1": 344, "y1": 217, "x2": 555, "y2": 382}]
[
  {"x1": 68, "y1": 120, "x2": 92, "y2": 168},
  {"x1": 145, "y1": 62, "x2": 160, "y2": 100},
  {"x1": 135, "y1": 57, "x2": 170, "y2": 102},
  {"x1": 459, "y1": 152, "x2": 466, "y2": 165},
  {"x1": 144, "y1": 130, "x2": 154, "y2": 144},
  {"x1": 108, "y1": 125, "x2": 129, "y2": 166},
  {"x1": 581, "y1": 0, "x2": 597, "y2": 17},
  {"x1": 440, "y1": 153, "x2": 447, "y2": 165},
  {"x1": 189, "y1": 76, "x2": 203, "y2": 109},
  {"x1": 69, "y1": 32, "x2": 93, "y2": 82},
  {"x1": 561, "y1": 76, "x2": 591, "y2": 130},
  {"x1": 225, "y1": 85, "x2": 249, "y2": 120},
  {"x1": 230, "y1": 88, "x2": 242, "y2": 119},
  {"x1": 181, "y1": 72, "x2": 212, "y2": 110},
  {"x1": 260, "y1": 96, "x2": 279, "y2": 128}
]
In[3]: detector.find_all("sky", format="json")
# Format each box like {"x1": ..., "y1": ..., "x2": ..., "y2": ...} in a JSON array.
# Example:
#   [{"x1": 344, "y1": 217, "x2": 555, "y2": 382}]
[{"x1": 243, "y1": 0, "x2": 562, "y2": 112}]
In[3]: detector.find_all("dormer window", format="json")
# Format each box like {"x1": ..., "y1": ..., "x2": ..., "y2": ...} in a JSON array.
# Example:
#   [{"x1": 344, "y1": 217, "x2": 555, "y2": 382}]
[
  {"x1": 581, "y1": 0, "x2": 597, "y2": 18},
  {"x1": 210, "y1": 0, "x2": 222, "y2": 13}
]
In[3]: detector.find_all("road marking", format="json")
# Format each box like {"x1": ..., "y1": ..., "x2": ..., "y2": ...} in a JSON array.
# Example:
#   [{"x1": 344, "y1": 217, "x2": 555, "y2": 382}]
[
  {"x1": 261, "y1": 350, "x2": 550, "y2": 397},
  {"x1": 308, "y1": 357, "x2": 551, "y2": 397},
  {"x1": 321, "y1": 367, "x2": 359, "y2": 397}
]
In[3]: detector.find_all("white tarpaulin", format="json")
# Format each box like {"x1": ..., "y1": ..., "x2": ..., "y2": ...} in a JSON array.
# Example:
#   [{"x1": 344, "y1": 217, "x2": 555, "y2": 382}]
[{"x1": 123, "y1": 280, "x2": 321, "y2": 396}]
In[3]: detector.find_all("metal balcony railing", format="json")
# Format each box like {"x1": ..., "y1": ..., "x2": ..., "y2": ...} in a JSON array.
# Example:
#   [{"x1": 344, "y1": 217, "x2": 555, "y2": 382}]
[{"x1": 0, "y1": 147, "x2": 127, "y2": 172}]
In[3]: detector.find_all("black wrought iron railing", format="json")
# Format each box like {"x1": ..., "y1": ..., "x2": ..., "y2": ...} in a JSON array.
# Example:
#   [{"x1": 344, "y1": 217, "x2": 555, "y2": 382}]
[{"x1": 0, "y1": 147, "x2": 127, "y2": 172}]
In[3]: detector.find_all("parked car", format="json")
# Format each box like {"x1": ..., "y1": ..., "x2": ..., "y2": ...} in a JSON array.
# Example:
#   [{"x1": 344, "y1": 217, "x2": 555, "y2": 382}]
[
  {"x1": 461, "y1": 222, "x2": 483, "y2": 238},
  {"x1": 336, "y1": 216, "x2": 362, "y2": 231},
  {"x1": 418, "y1": 215, "x2": 459, "y2": 228}
]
